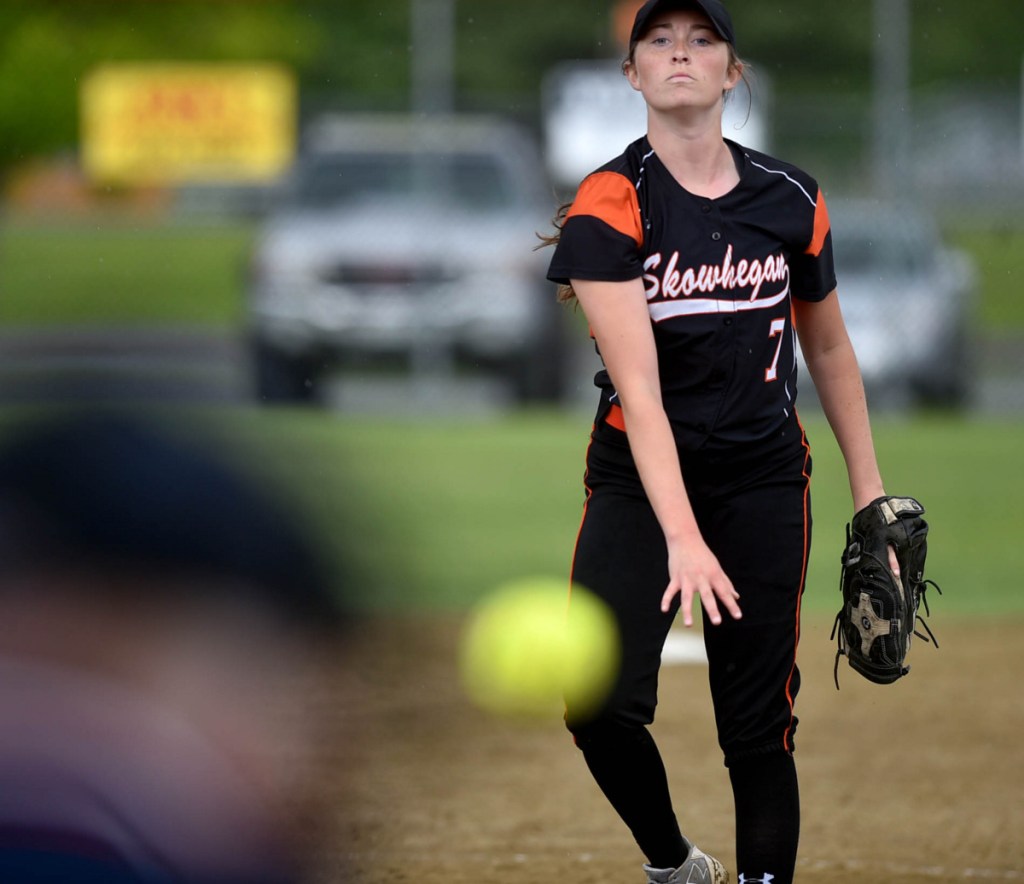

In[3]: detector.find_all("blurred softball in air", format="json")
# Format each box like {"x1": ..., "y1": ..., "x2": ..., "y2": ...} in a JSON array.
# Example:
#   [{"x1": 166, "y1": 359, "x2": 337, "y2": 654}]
[{"x1": 459, "y1": 577, "x2": 620, "y2": 718}]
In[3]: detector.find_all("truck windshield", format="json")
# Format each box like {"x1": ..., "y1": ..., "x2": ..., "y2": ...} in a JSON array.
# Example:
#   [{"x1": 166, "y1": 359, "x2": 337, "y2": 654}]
[{"x1": 288, "y1": 152, "x2": 515, "y2": 211}]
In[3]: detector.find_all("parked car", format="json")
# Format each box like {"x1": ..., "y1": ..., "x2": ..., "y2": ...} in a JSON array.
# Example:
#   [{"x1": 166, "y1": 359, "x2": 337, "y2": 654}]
[
  {"x1": 800, "y1": 198, "x2": 977, "y2": 408},
  {"x1": 245, "y1": 113, "x2": 566, "y2": 404}
]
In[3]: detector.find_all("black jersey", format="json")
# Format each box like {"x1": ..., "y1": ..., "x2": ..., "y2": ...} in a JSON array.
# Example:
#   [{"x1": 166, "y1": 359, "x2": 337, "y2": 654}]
[{"x1": 547, "y1": 137, "x2": 836, "y2": 452}]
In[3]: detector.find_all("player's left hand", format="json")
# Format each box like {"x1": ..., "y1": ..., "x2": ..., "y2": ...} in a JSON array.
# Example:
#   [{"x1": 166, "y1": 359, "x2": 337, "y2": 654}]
[
  {"x1": 888, "y1": 544, "x2": 900, "y2": 579},
  {"x1": 831, "y1": 495, "x2": 938, "y2": 685}
]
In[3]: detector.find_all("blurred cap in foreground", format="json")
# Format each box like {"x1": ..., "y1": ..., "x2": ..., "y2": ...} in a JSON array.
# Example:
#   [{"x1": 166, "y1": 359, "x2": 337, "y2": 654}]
[{"x1": 0, "y1": 409, "x2": 340, "y2": 628}]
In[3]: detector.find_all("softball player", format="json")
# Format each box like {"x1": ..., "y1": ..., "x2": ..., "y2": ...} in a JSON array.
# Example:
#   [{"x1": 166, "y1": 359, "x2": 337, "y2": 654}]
[{"x1": 545, "y1": 2, "x2": 893, "y2": 882}]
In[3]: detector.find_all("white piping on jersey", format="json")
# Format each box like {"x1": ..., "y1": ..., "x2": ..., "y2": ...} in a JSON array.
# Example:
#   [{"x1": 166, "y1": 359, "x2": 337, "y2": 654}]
[
  {"x1": 635, "y1": 149, "x2": 656, "y2": 190},
  {"x1": 647, "y1": 281, "x2": 790, "y2": 322},
  {"x1": 785, "y1": 327, "x2": 798, "y2": 403},
  {"x1": 747, "y1": 158, "x2": 817, "y2": 208}
]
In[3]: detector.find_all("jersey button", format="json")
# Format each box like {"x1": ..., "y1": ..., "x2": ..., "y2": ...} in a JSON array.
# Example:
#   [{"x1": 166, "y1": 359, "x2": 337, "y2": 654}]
[
  {"x1": 711, "y1": 231, "x2": 721, "y2": 241},
  {"x1": 697, "y1": 423, "x2": 708, "y2": 433},
  {"x1": 701, "y1": 204, "x2": 711, "y2": 213},
  {"x1": 723, "y1": 317, "x2": 733, "y2": 326}
]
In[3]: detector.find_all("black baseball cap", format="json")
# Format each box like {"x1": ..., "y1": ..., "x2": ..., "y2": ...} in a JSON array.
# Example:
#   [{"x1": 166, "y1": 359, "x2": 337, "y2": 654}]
[
  {"x1": 630, "y1": 0, "x2": 736, "y2": 49},
  {"x1": 0, "y1": 410, "x2": 345, "y2": 631}
]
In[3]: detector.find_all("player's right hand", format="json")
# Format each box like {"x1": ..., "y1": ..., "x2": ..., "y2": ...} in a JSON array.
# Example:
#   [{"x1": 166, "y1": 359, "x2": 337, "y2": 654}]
[{"x1": 661, "y1": 539, "x2": 742, "y2": 627}]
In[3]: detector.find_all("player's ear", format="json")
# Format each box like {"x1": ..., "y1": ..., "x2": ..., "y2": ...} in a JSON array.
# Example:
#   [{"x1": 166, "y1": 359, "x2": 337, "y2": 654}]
[
  {"x1": 723, "y1": 60, "x2": 743, "y2": 94},
  {"x1": 724, "y1": 60, "x2": 749, "y2": 94},
  {"x1": 624, "y1": 60, "x2": 642, "y2": 92}
]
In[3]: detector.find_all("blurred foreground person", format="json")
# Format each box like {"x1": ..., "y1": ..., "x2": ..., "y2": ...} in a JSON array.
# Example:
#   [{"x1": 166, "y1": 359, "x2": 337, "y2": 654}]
[{"x1": 0, "y1": 410, "x2": 347, "y2": 883}]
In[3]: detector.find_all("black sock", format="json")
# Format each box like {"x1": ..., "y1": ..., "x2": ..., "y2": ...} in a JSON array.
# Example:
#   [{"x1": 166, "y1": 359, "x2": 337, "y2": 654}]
[
  {"x1": 729, "y1": 752, "x2": 800, "y2": 884},
  {"x1": 574, "y1": 721, "x2": 690, "y2": 869}
]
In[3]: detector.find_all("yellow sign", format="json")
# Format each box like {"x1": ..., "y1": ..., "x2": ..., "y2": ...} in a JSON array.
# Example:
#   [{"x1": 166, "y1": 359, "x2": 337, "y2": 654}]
[{"x1": 80, "y1": 64, "x2": 296, "y2": 185}]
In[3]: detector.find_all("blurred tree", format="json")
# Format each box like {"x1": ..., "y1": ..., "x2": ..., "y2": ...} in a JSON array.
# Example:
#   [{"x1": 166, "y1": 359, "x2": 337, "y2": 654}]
[
  {"x1": 295, "y1": 0, "x2": 611, "y2": 120},
  {"x1": 300, "y1": 0, "x2": 1022, "y2": 121},
  {"x1": 729, "y1": 0, "x2": 1022, "y2": 94},
  {"x1": 0, "y1": 0, "x2": 321, "y2": 177},
  {"x1": 293, "y1": 1, "x2": 409, "y2": 114},
  {"x1": 910, "y1": 0, "x2": 1022, "y2": 90},
  {"x1": 0, "y1": 0, "x2": 1020, "y2": 177},
  {"x1": 454, "y1": 0, "x2": 611, "y2": 115}
]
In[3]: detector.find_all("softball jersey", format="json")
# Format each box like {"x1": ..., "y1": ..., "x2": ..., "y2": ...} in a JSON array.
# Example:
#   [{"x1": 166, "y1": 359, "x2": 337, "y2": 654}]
[{"x1": 548, "y1": 136, "x2": 836, "y2": 452}]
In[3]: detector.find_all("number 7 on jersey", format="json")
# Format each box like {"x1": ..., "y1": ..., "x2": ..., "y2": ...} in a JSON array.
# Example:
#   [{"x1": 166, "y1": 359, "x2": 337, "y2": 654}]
[{"x1": 765, "y1": 317, "x2": 787, "y2": 383}]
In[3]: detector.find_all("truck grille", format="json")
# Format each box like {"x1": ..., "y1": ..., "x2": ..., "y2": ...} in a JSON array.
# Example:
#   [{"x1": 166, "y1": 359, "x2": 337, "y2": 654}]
[{"x1": 320, "y1": 263, "x2": 454, "y2": 287}]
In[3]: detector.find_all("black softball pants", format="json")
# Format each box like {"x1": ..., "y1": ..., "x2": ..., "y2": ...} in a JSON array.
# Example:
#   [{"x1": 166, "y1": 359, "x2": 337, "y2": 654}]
[{"x1": 565, "y1": 414, "x2": 812, "y2": 882}]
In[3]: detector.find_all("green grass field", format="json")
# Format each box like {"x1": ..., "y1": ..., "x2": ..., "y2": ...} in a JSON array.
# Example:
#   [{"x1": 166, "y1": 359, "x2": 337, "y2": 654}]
[
  {"x1": 0, "y1": 219, "x2": 253, "y2": 326},
  {"x1": 949, "y1": 227, "x2": 1024, "y2": 329},
  {"x1": 192, "y1": 406, "x2": 1022, "y2": 619}
]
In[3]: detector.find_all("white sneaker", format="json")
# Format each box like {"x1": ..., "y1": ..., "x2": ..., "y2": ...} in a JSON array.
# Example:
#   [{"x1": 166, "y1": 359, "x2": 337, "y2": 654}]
[{"x1": 643, "y1": 845, "x2": 729, "y2": 884}]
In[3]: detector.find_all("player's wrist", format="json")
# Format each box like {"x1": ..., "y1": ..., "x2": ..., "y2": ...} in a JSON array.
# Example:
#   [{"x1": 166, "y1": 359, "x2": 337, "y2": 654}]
[
  {"x1": 850, "y1": 474, "x2": 886, "y2": 513},
  {"x1": 852, "y1": 487, "x2": 886, "y2": 513},
  {"x1": 662, "y1": 522, "x2": 704, "y2": 547}
]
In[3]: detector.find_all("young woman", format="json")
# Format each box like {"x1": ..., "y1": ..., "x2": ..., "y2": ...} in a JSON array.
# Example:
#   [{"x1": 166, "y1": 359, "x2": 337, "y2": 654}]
[{"x1": 544, "y1": 2, "x2": 897, "y2": 882}]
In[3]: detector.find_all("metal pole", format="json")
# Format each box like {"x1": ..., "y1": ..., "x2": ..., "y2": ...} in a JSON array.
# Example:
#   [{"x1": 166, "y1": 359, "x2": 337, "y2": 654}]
[
  {"x1": 409, "y1": 0, "x2": 457, "y2": 395},
  {"x1": 411, "y1": 0, "x2": 455, "y2": 116},
  {"x1": 871, "y1": 0, "x2": 911, "y2": 196}
]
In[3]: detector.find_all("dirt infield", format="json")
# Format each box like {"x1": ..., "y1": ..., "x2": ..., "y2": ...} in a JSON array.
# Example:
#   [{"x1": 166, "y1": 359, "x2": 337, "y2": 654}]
[{"x1": 313, "y1": 616, "x2": 1023, "y2": 883}]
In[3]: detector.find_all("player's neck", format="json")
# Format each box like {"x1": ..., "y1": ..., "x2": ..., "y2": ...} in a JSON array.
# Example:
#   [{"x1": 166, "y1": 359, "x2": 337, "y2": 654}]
[{"x1": 647, "y1": 115, "x2": 738, "y2": 199}]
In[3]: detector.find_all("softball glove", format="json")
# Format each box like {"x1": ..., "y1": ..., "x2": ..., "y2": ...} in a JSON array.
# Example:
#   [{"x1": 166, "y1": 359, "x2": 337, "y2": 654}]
[{"x1": 831, "y1": 495, "x2": 940, "y2": 687}]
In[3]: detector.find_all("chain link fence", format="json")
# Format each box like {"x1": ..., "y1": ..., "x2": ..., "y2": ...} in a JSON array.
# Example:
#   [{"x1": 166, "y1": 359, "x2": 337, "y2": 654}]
[
  {"x1": 754, "y1": 87, "x2": 1024, "y2": 415},
  {"x1": 163, "y1": 84, "x2": 1024, "y2": 416}
]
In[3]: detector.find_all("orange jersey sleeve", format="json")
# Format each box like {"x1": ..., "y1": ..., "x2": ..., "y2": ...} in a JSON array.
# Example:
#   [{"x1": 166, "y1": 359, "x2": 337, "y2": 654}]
[{"x1": 566, "y1": 171, "x2": 644, "y2": 247}]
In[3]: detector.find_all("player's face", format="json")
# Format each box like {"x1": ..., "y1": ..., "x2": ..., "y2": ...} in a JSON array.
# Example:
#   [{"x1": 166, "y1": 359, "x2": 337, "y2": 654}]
[{"x1": 626, "y1": 9, "x2": 740, "y2": 115}]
